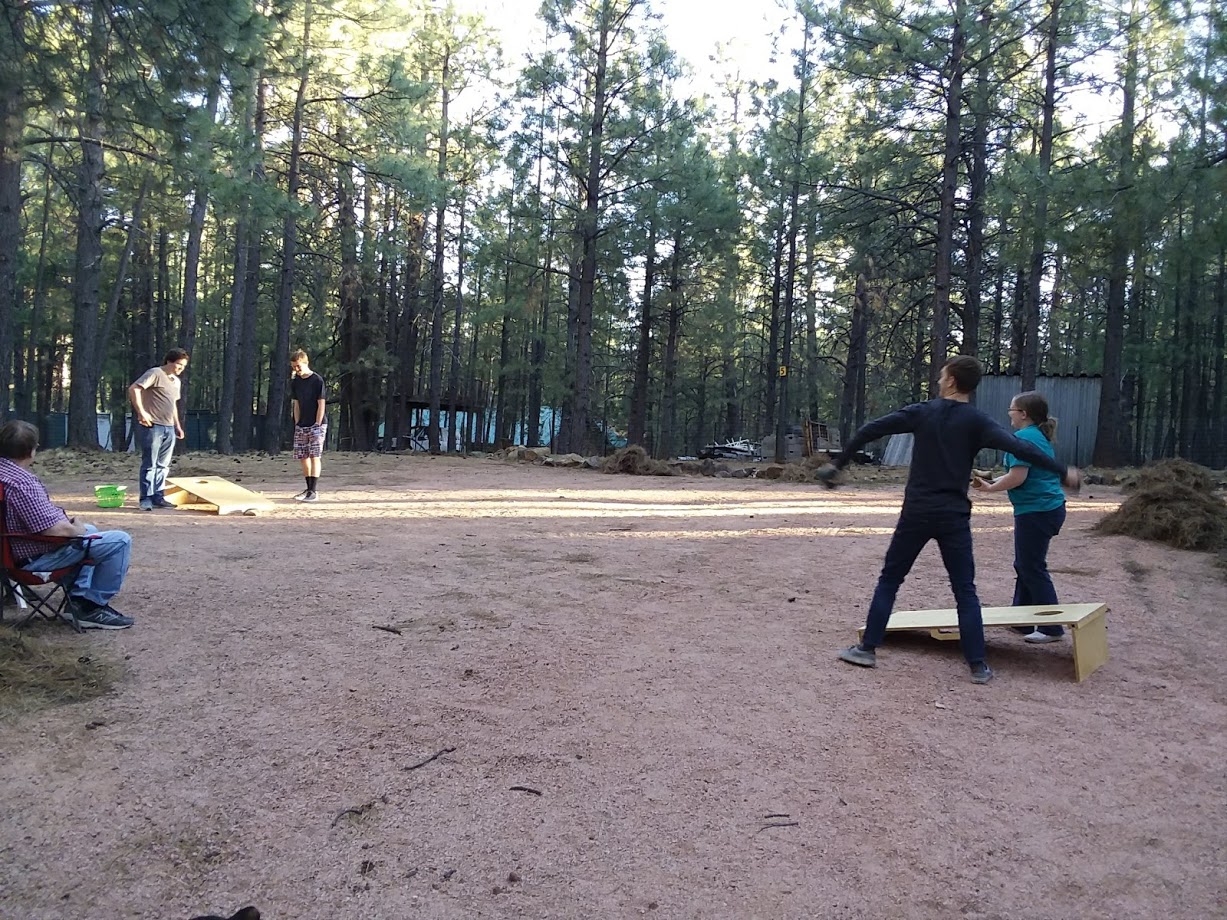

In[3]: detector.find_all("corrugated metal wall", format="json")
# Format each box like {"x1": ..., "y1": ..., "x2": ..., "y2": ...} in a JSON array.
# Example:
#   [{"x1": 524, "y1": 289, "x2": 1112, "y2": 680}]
[
  {"x1": 877, "y1": 374, "x2": 1102, "y2": 468},
  {"x1": 976, "y1": 374, "x2": 1102, "y2": 468}
]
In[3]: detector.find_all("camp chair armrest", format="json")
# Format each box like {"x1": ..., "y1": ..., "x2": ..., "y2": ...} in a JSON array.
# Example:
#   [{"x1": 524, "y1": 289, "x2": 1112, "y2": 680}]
[{"x1": 4, "y1": 531, "x2": 99, "y2": 555}]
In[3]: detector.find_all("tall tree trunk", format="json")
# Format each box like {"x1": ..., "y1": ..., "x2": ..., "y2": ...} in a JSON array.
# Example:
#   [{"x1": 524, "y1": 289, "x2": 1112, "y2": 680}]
[
  {"x1": 628, "y1": 213, "x2": 657, "y2": 446},
  {"x1": 495, "y1": 204, "x2": 515, "y2": 446},
  {"x1": 20, "y1": 151, "x2": 54, "y2": 418},
  {"x1": 774, "y1": 22, "x2": 810, "y2": 461},
  {"x1": 560, "y1": 10, "x2": 619, "y2": 456},
  {"x1": 178, "y1": 81, "x2": 220, "y2": 422},
  {"x1": 963, "y1": 8, "x2": 992, "y2": 358},
  {"x1": 447, "y1": 194, "x2": 467, "y2": 452},
  {"x1": 337, "y1": 130, "x2": 361, "y2": 450},
  {"x1": 428, "y1": 44, "x2": 451, "y2": 454},
  {"x1": 217, "y1": 222, "x2": 249, "y2": 455},
  {"x1": 388, "y1": 212, "x2": 426, "y2": 448},
  {"x1": 841, "y1": 269, "x2": 871, "y2": 444},
  {"x1": 264, "y1": 0, "x2": 312, "y2": 454},
  {"x1": 803, "y1": 205, "x2": 820, "y2": 420},
  {"x1": 764, "y1": 219, "x2": 785, "y2": 435},
  {"x1": 659, "y1": 236, "x2": 683, "y2": 459},
  {"x1": 930, "y1": 0, "x2": 965, "y2": 394},
  {"x1": 0, "y1": 0, "x2": 23, "y2": 418},
  {"x1": 1020, "y1": 0, "x2": 1061, "y2": 390},
  {"x1": 1094, "y1": 0, "x2": 1138, "y2": 466},
  {"x1": 97, "y1": 174, "x2": 151, "y2": 374},
  {"x1": 1208, "y1": 248, "x2": 1226, "y2": 465},
  {"x1": 233, "y1": 224, "x2": 260, "y2": 450},
  {"x1": 67, "y1": 0, "x2": 107, "y2": 448}
]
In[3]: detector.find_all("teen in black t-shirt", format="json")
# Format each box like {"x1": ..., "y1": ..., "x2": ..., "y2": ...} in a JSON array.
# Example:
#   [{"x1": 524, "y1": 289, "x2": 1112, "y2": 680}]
[{"x1": 290, "y1": 350, "x2": 327, "y2": 502}]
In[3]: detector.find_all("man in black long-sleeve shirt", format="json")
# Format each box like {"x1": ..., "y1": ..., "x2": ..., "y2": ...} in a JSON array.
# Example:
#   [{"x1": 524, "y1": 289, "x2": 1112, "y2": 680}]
[{"x1": 819, "y1": 355, "x2": 1082, "y2": 684}]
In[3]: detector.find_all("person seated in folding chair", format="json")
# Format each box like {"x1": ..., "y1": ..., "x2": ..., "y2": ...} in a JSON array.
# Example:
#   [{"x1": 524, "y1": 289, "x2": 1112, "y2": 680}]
[{"x1": 0, "y1": 421, "x2": 134, "y2": 629}]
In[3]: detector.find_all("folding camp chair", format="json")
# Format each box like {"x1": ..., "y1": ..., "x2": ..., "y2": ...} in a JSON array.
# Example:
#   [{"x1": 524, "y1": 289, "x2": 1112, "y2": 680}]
[{"x1": 0, "y1": 482, "x2": 98, "y2": 633}]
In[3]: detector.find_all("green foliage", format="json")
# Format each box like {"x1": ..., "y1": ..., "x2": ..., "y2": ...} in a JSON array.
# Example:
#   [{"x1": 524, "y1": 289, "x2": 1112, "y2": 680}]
[{"x1": 3, "y1": 0, "x2": 1223, "y2": 459}]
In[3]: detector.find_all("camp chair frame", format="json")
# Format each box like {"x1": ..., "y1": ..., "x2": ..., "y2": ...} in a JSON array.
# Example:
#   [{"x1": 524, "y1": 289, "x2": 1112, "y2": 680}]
[{"x1": 0, "y1": 482, "x2": 98, "y2": 633}]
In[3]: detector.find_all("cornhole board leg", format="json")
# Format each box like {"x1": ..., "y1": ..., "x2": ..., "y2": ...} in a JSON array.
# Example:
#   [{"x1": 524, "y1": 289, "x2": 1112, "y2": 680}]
[
  {"x1": 164, "y1": 476, "x2": 275, "y2": 515},
  {"x1": 1070, "y1": 607, "x2": 1109, "y2": 683}
]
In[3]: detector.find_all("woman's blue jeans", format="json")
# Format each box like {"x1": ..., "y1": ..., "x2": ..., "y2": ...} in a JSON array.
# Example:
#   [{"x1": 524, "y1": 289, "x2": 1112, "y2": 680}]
[{"x1": 1013, "y1": 505, "x2": 1067, "y2": 636}]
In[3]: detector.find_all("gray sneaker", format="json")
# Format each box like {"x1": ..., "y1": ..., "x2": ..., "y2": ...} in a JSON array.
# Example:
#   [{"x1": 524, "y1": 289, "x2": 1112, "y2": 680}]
[
  {"x1": 302, "y1": 490, "x2": 319, "y2": 502},
  {"x1": 139, "y1": 500, "x2": 153, "y2": 511},
  {"x1": 74, "y1": 603, "x2": 134, "y2": 630},
  {"x1": 838, "y1": 644, "x2": 877, "y2": 667},
  {"x1": 970, "y1": 662, "x2": 994, "y2": 684},
  {"x1": 292, "y1": 490, "x2": 310, "y2": 501}
]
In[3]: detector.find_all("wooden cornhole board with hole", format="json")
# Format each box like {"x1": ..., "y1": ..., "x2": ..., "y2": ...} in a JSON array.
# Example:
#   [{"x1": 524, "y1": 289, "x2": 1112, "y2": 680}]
[
  {"x1": 859, "y1": 602, "x2": 1110, "y2": 682},
  {"x1": 163, "y1": 476, "x2": 275, "y2": 516}
]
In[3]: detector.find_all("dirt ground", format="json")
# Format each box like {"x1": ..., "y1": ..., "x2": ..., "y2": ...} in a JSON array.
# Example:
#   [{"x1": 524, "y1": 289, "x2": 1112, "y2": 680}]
[{"x1": 1, "y1": 451, "x2": 1224, "y2": 920}]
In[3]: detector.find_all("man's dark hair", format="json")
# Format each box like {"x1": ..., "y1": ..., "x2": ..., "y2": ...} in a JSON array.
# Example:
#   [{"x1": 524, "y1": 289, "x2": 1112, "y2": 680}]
[
  {"x1": 165, "y1": 347, "x2": 189, "y2": 364},
  {"x1": 0, "y1": 420, "x2": 40, "y2": 460},
  {"x1": 943, "y1": 355, "x2": 983, "y2": 394}
]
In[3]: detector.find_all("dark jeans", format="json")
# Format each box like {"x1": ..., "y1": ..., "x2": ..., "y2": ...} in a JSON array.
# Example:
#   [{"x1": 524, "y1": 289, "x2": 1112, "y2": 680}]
[
  {"x1": 1013, "y1": 505, "x2": 1066, "y2": 637},
  {"x1": 861, "y1": 512, "x2": 986, "y2": 666}
]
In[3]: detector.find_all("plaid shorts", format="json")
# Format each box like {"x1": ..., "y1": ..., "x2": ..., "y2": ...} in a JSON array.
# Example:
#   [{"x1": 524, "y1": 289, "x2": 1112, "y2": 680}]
[{"x1": 293, "y1": 423, "x2": 327, "y2": 459}]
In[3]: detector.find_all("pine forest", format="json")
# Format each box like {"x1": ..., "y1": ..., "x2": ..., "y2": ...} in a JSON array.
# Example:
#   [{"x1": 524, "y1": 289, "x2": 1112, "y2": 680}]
[{"x1": 1, "y1": 0, "x2": 1224, "y2": 466}]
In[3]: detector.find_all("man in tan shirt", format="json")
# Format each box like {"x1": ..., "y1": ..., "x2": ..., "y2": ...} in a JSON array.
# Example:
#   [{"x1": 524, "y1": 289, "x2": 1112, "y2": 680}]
[{"x1": 128, "y1": 348, "x2": 189, "y2": 511}]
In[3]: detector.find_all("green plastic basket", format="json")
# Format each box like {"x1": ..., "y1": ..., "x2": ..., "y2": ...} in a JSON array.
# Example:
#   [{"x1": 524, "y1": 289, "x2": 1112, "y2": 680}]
[{"x1": 94, "y1": 484, "x2": 127, "y2": 508}]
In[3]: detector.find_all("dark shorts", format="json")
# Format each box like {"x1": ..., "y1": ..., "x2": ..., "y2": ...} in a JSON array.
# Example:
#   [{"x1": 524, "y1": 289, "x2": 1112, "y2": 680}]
[{"x1": 293, "y1": 424, "x2": 327, "y2": 459}]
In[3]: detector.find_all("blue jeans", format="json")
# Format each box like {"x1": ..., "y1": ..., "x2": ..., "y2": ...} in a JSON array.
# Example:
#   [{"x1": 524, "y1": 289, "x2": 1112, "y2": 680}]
[
  {"x1": 139, "y1": 423, "x2": 176, "y2": 502},
  {"x1": 1013, "y1": 505, "x2": 1066, "y2": 637},
  {"x1": 23, "y1": 525, "x2": 132, "y2": 607},
  {"x1": 861, "y1": 512, "x2": 987, "y2": 666}
]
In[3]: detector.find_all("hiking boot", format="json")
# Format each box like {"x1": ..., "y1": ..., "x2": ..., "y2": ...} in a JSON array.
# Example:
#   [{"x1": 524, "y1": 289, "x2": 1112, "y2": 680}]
[
  {"x1": 74, "y1": 603, "x2": 134, "y2": 630},
  {"x1": 292, "y1": 490, "x2": 310, "y2": 501},
  {"x1": 838, "y1": 644, "x2": 877, "y2": 668},
  {"x1": 1024, "y1": 630, "x2": 1064, "y2": 644},
  {"x1": 301, "y1": 490, "x2": 319, "y2": 502},
  {"x1": 970, "y1": 662, "x2": 994, "y2": 684}
]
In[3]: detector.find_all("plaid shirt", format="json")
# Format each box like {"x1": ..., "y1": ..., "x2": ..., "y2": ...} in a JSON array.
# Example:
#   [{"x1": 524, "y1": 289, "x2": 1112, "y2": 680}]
[{"x1": 0, "y1": 458, "x2": 69, "y2": 564}]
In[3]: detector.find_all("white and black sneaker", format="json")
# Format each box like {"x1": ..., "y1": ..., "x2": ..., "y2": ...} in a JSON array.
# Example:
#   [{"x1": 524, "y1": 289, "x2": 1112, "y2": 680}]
[
  {"x1": 292, "y1": 490, "x2": 310, "y2": 501},
  {"x1": 301, "y1": 490, "x2": 319, "y2": 502},
  {"x1": 70, "y1": 599, "x2": 134, "y2": 630}
]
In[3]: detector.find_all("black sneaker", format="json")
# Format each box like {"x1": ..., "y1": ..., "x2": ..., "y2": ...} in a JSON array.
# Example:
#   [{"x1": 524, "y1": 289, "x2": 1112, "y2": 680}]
[
  {"x1": 75, "y1": 604, "x2": 134, "y2": 630},
  {"x1": 302, "y1": 490, "x2": 319, "y2": 502},
  {"x1": 838, "y1": 644, "x2": 877, "y2": 668},
  {"x1": 151, "y1": 497, "x2": 175, "y2": 509},
  {"x1": 970, "y1": 662, "x2": 994, "y2": 684}
]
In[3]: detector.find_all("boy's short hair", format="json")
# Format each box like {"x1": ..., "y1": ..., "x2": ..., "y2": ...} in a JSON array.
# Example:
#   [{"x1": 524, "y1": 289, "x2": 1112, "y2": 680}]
[
  {"x1": 164, "y1": 347, "x2": 190, "y2": 364},
  {"x1": 0, "y1": 420, "x2": 40, "y2": 460},
  {"x1": 291, "y1": 349, "x2": 308, "y2": 363},
  {"x1": 943, "y1": 355, "x2": 983, "y2": 394}
]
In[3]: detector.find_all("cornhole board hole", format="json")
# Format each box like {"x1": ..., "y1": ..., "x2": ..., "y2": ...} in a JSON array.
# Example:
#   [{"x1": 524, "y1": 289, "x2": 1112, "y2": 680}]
[
  {"x1": 859, "y1": 602, "x2": 1110, "y2": 682},
  {"x1": 163, "y1": 476, "x2": 275, "y2": 516}
]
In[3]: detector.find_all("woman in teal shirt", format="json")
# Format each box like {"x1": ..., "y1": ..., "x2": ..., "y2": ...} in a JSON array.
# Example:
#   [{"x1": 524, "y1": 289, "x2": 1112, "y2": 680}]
[{"x1": 972, "y1": 391, "x2": 1067, "y2": 642}]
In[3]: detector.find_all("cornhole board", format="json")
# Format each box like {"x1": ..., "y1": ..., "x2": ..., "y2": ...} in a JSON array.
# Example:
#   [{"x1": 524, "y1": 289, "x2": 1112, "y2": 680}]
[
  {"x1": 163, "y1": 476, "x2": 274, "y2": 516},
  {"x1": 859, "y1": 602, "x2": 1110, "y2": 682}
]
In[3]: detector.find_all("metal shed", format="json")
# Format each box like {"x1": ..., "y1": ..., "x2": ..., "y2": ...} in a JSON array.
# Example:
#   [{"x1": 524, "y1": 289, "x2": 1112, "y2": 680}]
[
  {"x1": 976, "y1": 373, "x2": 1102, "y2": 468},
  {"x1": 877, "y1": 373, "x2": 1102, "y2": 468}
]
